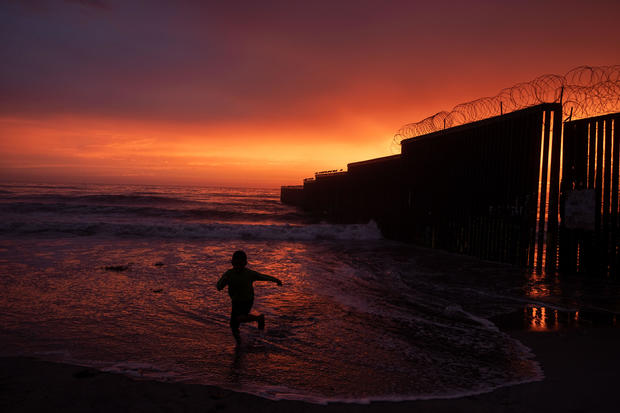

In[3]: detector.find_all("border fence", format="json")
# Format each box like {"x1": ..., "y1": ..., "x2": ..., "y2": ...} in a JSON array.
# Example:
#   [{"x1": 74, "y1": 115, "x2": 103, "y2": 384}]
[
  {"x1": 561, "y1": 113, "x2": 619, "y2": 275},
  {"x1": 399, "y1": 104, "x2": 562, "y2": 270},
  {"x1": 281, "y1": 105, "x2": 620, "y2": 276},
  {"x1": 280, "y1": 67, "x2": 619, "y2": 276}
]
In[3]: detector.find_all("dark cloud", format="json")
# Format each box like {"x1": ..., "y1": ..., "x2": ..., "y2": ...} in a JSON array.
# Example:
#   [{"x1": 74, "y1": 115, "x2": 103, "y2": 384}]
[
  {"x1": 64, "y1": 0, "x2": 109, "y2": 10},
  {"x1": 1, "y1": 0, "x2": 619, "y2": 124}
]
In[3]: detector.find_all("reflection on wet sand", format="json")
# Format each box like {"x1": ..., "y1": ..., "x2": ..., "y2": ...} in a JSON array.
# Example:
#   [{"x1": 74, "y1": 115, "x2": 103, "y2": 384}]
[
  {"x1": 527, "y1": 306, "x2": 561, "y2": 331},
  {"x1": 496, "y1": 306, "x2": 618, "y2": 332},
  {"x1": 516, "y1": 267, "x2": 620, "y2": 331}
]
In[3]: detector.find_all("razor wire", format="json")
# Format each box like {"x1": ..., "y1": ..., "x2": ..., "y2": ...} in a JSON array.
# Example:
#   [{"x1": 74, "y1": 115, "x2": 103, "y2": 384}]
[{"x1": 394, "y1": 65, "x2": 620, "y2": 144}]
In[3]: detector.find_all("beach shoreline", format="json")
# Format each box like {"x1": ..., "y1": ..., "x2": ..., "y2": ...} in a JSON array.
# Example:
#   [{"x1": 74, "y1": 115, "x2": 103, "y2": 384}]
[{"x1": 2, "y1": 325, "x2": 619, "y2": 413}]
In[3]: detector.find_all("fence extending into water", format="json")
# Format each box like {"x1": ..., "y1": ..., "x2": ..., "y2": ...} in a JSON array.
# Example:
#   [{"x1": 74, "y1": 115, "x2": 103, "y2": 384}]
[
  {"x1": 561, "y1": 113, "x2": 619, "y2": 275},
  {"x1": 281, "y1": 104, "x2": 619, "y2": 276}
]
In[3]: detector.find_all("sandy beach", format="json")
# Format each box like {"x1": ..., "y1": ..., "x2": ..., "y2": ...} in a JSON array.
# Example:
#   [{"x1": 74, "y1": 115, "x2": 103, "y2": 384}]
[{"x1": 2, "y1": 325, "x2": 619, "y2": 413}]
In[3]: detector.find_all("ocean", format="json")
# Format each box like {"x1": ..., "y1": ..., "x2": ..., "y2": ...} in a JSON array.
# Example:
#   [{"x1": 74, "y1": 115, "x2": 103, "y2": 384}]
[{"x1": 0, "y1": 182, "x2": 617, "y2": 403}]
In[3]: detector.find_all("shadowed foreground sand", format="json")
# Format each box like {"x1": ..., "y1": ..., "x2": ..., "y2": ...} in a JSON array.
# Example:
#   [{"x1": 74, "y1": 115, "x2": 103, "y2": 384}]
[{"x1": 1, "y1": 327, "x2": 619, "y2": 413}]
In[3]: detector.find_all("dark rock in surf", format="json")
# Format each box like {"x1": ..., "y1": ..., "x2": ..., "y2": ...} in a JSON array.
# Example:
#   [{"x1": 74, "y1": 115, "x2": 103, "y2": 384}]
[{"x1": 104, "y1": 265, "x2": 129, "y2": 272}]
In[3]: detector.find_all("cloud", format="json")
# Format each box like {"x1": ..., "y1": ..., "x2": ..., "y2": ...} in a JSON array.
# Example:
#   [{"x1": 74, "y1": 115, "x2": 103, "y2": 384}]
[
  {"x1": 2, "y1": 1, "x2": 619, "y2": 127},
  {"x1": 1, "y1": 0, "x2": 620, "y2": 185},
  {"x1": 64, "y1": 0, "x2": 109, "y2": 10}
]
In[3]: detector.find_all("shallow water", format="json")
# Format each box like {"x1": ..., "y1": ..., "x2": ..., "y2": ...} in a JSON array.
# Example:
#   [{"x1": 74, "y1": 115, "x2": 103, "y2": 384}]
[{"x1": 0, "y1": 183, "x2": 618, "y2": 403}]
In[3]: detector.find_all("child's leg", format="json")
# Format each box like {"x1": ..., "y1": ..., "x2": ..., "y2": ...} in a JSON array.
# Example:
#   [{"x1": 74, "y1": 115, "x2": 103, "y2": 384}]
[
  {"x1": 237, "y1": 313, "x2": 264, "y2": 330},
  {"x1": 229, "y1": 315, "x2": 242, "y2": 344},
  {"x1": 229, "y1": 299, "x2": 262, "y2": 342},
  {"x1": 236, "y1": 314, "x2": 260, "y2": 323},
  {"x1": 233, "y1": 299, "x2": 263, "y2": 328}
]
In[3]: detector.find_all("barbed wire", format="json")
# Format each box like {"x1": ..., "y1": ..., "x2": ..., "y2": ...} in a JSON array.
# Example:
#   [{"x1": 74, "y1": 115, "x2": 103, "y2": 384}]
[{"x1": 394, "y1": 65, "x2": 620, "y2": 144}]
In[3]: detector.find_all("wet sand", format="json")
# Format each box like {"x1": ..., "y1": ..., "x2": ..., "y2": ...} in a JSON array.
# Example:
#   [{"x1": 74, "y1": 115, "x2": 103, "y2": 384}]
[{"x1": 1, "y1": 325, "x2": 619, "y2": 413}]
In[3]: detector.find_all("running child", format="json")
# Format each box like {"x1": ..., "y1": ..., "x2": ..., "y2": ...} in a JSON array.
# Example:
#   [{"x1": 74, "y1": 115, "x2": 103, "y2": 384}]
[{"x1": 216, "y1": 250, "x2": 282, "y2": 344}]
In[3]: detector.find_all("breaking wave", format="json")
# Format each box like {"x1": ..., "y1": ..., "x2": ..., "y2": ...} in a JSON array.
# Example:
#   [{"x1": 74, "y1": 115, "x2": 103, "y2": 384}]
[
  {"x1": 3, "y1": 193, "x2": 198, "y2": 205},
  {"x1": 0, "y1": 201, "x2": 305, "y2": 223},
  {"x1": 0, "y1": 220, "x2": 383, "y2": 241}
]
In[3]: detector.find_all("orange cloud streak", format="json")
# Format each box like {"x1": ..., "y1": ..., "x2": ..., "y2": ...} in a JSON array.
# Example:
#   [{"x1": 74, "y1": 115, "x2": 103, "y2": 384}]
[{"x1": 0, "y1": 114, "x2": 398, "y2": 187}]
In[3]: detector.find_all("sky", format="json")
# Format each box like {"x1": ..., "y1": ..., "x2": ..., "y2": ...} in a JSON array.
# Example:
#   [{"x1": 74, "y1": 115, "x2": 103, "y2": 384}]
[{"x1": 1, "y1": 0, "x2": 619, "y2": 187}]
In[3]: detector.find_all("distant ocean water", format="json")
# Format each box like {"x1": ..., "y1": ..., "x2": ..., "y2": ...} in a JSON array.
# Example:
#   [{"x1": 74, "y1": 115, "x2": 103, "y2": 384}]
[{"x1": 1, "y1": 182, "x2": 614, "y2": 403}]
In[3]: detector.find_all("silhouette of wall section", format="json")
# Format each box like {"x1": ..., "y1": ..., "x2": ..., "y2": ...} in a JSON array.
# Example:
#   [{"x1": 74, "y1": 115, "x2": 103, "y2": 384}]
[
  {"x1": 281, "y1": 104, "x2": 566, "y2": 269},
  {"x1": 400, "y1": 104, "x2": 563, "y2": 267},
  {"x1": 561, "y1": 112, "x2": 620, "y2": 275},
  {"x1": 280, "y1": 185, "x2": 304, "y2": 205}
]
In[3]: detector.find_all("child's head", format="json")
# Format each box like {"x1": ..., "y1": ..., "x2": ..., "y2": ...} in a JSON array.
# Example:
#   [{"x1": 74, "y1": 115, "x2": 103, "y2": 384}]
[{"x1": 231, "y1": 250, "x2": 247, "y2": 269}]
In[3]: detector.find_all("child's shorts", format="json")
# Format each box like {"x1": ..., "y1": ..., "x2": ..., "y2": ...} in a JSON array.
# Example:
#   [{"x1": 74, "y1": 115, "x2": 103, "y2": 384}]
[{"x1": 230, "y1": 298, "x2": 254, "y2": 330}]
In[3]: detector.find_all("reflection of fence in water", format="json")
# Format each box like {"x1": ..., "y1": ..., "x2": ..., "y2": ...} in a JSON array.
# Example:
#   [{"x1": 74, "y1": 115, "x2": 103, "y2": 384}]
[
  {"x1": 524, "y1": 307, "x2": 619, "y2": 330},
  {"x1": 527, "y1": 306, "x2": 559, "y2": 331},
  {"x1": 525, "y1": 307, "x2": 583, "y2": 331}
]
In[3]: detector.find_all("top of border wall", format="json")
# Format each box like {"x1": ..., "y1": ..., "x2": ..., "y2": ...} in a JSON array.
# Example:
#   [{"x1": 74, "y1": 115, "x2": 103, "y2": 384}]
[
  {"x1": 347, "y1": 154, "x2": 401, "y2": 170},
  {"x1": 564, "y1": 111, "x2": 620, "y2": 125},
  {"x1": 400, "y1": 103, "x2": 562, "y2": 147},
  {"x1": 315, "y1": 170, "x2": 347, "y2": 179}
]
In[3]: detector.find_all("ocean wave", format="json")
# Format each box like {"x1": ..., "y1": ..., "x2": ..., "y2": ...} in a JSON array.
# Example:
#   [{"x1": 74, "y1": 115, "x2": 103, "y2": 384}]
[
  {"x1": 3, "y1": 193, "x2": 197, "y2": 205},
  {"x1": 2, "y1": 191, "x2": 278, "y2": 204},
  {"x1": 234, "y1": 370, "x2": 544, "y2": 404},
  {"x1": 0, "y1": 184, "x2": 83, "y2": 190},
  {"x1": 0, "y1": 201, "x2": 305, "y2": 223},
  {"x1": 0, "y1": 220, "x2": 383, "y2": 241},
  {"x1": 198, "y1": 191, "x2": 279, "y2": 199}
]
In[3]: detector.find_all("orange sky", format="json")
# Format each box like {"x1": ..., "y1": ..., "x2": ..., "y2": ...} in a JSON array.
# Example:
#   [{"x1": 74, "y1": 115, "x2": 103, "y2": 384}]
[{"x1": 1, "y1": 0, "x2": 619, "y2": 187}]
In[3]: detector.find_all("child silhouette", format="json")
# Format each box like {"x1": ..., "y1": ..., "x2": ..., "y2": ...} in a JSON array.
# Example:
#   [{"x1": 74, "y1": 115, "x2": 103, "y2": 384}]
[{"x1": 217, "y1": 250, "x2": 282, "y2": 344}]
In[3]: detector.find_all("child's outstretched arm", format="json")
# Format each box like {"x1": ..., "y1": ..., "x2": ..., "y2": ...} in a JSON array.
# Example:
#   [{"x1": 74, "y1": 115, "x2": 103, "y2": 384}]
[
  {"x1": 216, "y1": 273, "x2": 229, "y2": 291},
  {"x1": 253, "y1": 271, "x2": 283, "y2": 286}
]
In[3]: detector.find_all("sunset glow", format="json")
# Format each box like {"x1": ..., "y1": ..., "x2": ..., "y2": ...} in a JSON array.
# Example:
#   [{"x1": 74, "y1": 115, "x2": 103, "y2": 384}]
[{"x1": 2, "y1": 1, "x2": 619, "y2": 187}]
